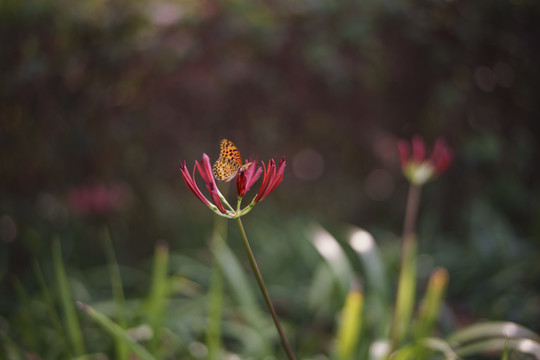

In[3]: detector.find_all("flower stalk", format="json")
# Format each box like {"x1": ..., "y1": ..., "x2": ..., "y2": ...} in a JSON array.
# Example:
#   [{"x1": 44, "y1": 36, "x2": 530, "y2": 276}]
[
  {"x1": 388, "y1": 136, "x2": 453, "y2": 356},
  {"x1": 179, "y1": 155, "x2": 285, "y2": 219},
  {"x1": 179, "y1": 145, "x2": 293, "y2": 358},
  {"x1": 389, "y1": 184, "x2": 420, "y2": 352},
  {"x1": 235, "y1": 217, "x2": 296, "y2": 360},
  {"x1": 403, "y1": 184, "x2": 422, "y2": 246}
]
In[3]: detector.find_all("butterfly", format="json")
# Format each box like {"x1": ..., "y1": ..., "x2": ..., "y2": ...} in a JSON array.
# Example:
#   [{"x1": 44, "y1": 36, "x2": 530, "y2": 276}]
[{"x1": 212, "y1": 139, "x2": 252, "y2": 182}]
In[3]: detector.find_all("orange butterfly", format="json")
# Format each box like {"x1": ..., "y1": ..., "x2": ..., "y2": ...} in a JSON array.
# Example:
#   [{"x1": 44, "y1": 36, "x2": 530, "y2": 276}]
[{"x1": 212, "y1": 139, "x2": 252, "y2": 182}]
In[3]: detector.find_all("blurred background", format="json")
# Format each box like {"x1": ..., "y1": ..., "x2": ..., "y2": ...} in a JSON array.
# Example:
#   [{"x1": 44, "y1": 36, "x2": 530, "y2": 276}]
[{"x1": 1, "y1": 0, "x2": 540, "y2": 357}]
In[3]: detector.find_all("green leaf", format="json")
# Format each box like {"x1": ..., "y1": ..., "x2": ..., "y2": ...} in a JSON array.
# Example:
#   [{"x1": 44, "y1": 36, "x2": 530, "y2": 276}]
[
  {"x1": 212, "y1": 238, "x2": 272, "y2": 356},
  {"x1": 52, "y1": 238, "x2": 85, "y2": 356},
  {"x1": 335, "y1": 286, "x2": 364, "y2": 360},
  {"x1": 206, "y1": 216, "x2": 227, "y2": 360},
  {"x1": 77, "y1": 302, "x2": 156, "y2": 360},
  {"x1": 347, "y1": 226, "x2": 391, "y2": 337},
  {"x1": 414, "y1": 267, "x2": 449, "y2": 341},
  {"x1": 454, "y1": 338, "x2": 540, "y2": 358},
  {"x1": 448, "y1": 321, "x2": 540, "y2": 344},
  {"x1": 146, "y1": 241, "x2": 170, "y2": 355},
  {"x1": 102, "y1": 228, "x2": 128, "y2": 360},
  {"x1": 309, "y1": 223, "x2": 354, "y2": 297},
  {"x1": 389, "y1": 235, "x2": 417, "y2": 348}
]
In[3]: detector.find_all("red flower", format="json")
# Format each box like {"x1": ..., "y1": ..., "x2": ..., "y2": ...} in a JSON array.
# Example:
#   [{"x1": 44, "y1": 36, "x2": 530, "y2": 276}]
[
  {"x1": 196, "y1": 154, "x2": 228, "y2": 214},
  {"x1": 179, "y1": 160, "x2": 212, "y2": 207},
  {"x1": 179, "y1": 154, "x2": 227, "y2": 214},
  {"x1": 398, "y1": 135, "x2": 453, "y2": 185},
  {"x1": 180, "y1": 151, "x2": 286, "y2": 218},
  {"x1": 429, "y1": 138, "x2": 453, "y2": 175},
  {"x1": 254, "y1": 157, "x2": 286, "y2": 203},
  {"x1": 68, "y1": 182, "x2": 131, "y2": 216},
  {"x1": 236, "y1": 162, "x2": 263, "y2": 198}
]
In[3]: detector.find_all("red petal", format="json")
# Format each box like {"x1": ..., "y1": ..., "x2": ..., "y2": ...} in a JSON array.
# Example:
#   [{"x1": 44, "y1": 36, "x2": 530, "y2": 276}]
[
  {"x1": 412, "y1": 135, "x2": 426, "y2": 164},
  {"x1": 397, "y1": 140, "x2": 410, "y2": 169},
  {"x1": 179, "y1": 160, "x2": 212, "y2": 206}
]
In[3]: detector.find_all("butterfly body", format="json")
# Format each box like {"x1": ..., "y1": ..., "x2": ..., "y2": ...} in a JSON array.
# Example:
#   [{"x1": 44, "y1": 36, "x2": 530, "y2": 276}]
[{"x1": 213, "y1": 139, "x2": 251, "y2": 182}]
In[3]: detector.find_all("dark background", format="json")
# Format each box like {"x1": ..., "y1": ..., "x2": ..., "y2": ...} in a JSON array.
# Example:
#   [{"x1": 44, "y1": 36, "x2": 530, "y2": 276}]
[{"x1": 1, "y1": 0, "x2": 539, "y2": 346}]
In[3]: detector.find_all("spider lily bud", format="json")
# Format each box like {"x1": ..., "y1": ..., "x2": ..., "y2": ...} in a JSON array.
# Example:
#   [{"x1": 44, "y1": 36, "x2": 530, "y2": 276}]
[{"x1": 398, "y1": 136, "x2": 453, "y2": 186}]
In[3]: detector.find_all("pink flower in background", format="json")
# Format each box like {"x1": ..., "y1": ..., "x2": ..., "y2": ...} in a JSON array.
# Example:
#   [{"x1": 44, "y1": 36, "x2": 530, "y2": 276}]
[
  {"x1": 68, "y1": 182, "x2": 131, "y2": 216},
  {"x1": 398, "y1": 136, "x2": 453, "y2": 185}
]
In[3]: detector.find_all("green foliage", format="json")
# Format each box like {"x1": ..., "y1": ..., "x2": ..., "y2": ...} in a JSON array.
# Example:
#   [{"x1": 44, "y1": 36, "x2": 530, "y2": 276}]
[
  {"x1": 3, "y1": 219, "x2": 540, "y2": 359},
  {"x1": 77, "y1": 302, "x2": 156, "y2": 360},
  {"x1": 52, "y1": 238, "x2": 86, "y2": 356}
]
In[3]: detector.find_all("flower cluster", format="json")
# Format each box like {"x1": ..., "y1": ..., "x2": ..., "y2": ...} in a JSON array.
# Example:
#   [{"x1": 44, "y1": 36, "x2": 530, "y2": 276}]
[
  {"x1": 68, "y1": 182, "x2": 131, "y2": 216},
  {"x1": 179, "y1": 153, "x2": 285, "y2": 218},
  {"x1": 398, "y1": 136, "x2": 453, "y2": 186}
]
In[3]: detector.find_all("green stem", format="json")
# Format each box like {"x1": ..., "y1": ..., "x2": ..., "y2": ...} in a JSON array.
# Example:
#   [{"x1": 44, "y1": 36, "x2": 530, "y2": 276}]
[
  {"x1": 403, "y1": 184, "x2": 421, "y2": 243},
  {"x1": 388, "y1": 184, "x2": 422, "y2": 355},
  {"x1": 236, "y1": 197, "x2": 243, "y2": 213},
  {"x1": 235, "y1": 217, "x2": 296, "y2": 360}
]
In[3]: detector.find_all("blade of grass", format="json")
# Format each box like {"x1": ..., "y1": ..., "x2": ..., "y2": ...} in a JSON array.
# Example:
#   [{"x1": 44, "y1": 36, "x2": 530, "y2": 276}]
[
  {"x1": 206, "y1": 216, "x2": 227, "y2": 360},
  {"x1": 335, "y1": 281, "x2": 364, "y2": 360},
  {"x1": 501, "y1": 338, "x2": 510, "y2": 360},
  {"x1": 348, "y1": 227, "x2": 389, "y2": 301},
  {"x1": 389, "y1": 234, "x2": 417, "y2": 350},
  {"x1": 52, "y1": 238, "x2": 85, "y2": 356},
  {"x1": 348, "y1": 227, "x2": 391, "y2": 337},
  {"x1": 12, "y1": 278, "x2": 39, "y2": 351},
  {"x1": 77, "y1": 302, "x2": 156, "y2": 360},
  {"x1": 212, "y1": 237, "x2": 271, "y2": 355},
  {"x1": 414, "y1": 267, "x2": 449, "y2": 341},
  {"x1": 422, "y1": 337, "x2": 458, "y2": 360},
  {"x1": 308, "y1": 262, "x2": 338, "y2": 314},
  {"x1": 222, "y1": 321, "x2": 271, "y2": 355},
  {"x1": 0, "y1": 331, "x2": 25, "y2": 360},
  {"x1": 448, "y1": 321, "x2": 540, "y2": 344},
  {"x1": 72, "y1": 354, "x2": 109, "y2": 360},
  {"x1": 102, "y1": 228, "x2": 128, "y2": 360},
  {"x1": 33, "y1": 259, "x2": 69, "y2": 350},
  {"x1": 392, "y1": 338, "x2": 458, "y2": 360},
  {"x1": 453, "y1": 338, "x2": 540, "y2": 359},
  {"x1": 146, "y1": 241, "x2": 170, "y2": 356},
  {"x1": 309, "y1": 224, "x2": 354, "y2": 297}
]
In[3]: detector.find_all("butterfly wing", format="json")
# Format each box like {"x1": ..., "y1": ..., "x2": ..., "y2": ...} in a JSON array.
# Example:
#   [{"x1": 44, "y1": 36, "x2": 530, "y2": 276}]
[
  {"x1": 219, "y1": 139, "x2": 243, "y2": 165},
  {"x1": 213, "y1": 157, "x2": 241, "y2": 182},
  {"x1": 213, "y1": 139, "x2": 243, "y2": 182}
]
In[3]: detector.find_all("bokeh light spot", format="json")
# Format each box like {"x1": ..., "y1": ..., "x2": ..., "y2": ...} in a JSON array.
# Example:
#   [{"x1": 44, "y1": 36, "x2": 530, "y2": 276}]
[
  {"x1": 517, "y1": 339, "x2": 540, "y2": 354},
  {"x1": 349, "y1": 229, "x2": 375, "y2": 253},
  {"x1": 313, "y1": 228, "x2": 342, "y2": 262},
  {"x1": 150, "y1": 2, "x2": 182, "y2": 26},
  {"x1": 292, "y1": 148, "x2": 324, "y2": 181},
  {"x1": 474, "y1": 66, "x2": 496, "y2": 92},
  {"x1": 370, "y1": 340, "x2": 390, "y2": 358},
  {"x1": 188, "y1": 341, "x2": 208, "y2": 359}
]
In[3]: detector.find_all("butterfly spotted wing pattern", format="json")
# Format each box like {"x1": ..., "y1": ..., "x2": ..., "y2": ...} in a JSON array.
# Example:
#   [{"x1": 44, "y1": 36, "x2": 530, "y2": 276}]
[{"x1": 213, "y1": 139, "x2": 247, "y2": 182}]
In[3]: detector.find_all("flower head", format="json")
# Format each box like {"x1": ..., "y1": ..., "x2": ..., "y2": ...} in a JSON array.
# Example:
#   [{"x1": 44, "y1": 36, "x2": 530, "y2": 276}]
[
  {"x1": 68, "y1": 182, "x2": 131, "y2": 216},
  {"x1": 254, "y1": 157, "x2": 286, "y2": 203},
  {"x1": 236, "y1": 162, "x2": 263, "y2": 198},
  {"x1": 398, "y1": 135, "x2": 453, "y2": 186},
  {"x1": 179, "y1": 148, "x2": 285, "y2": 218}
]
